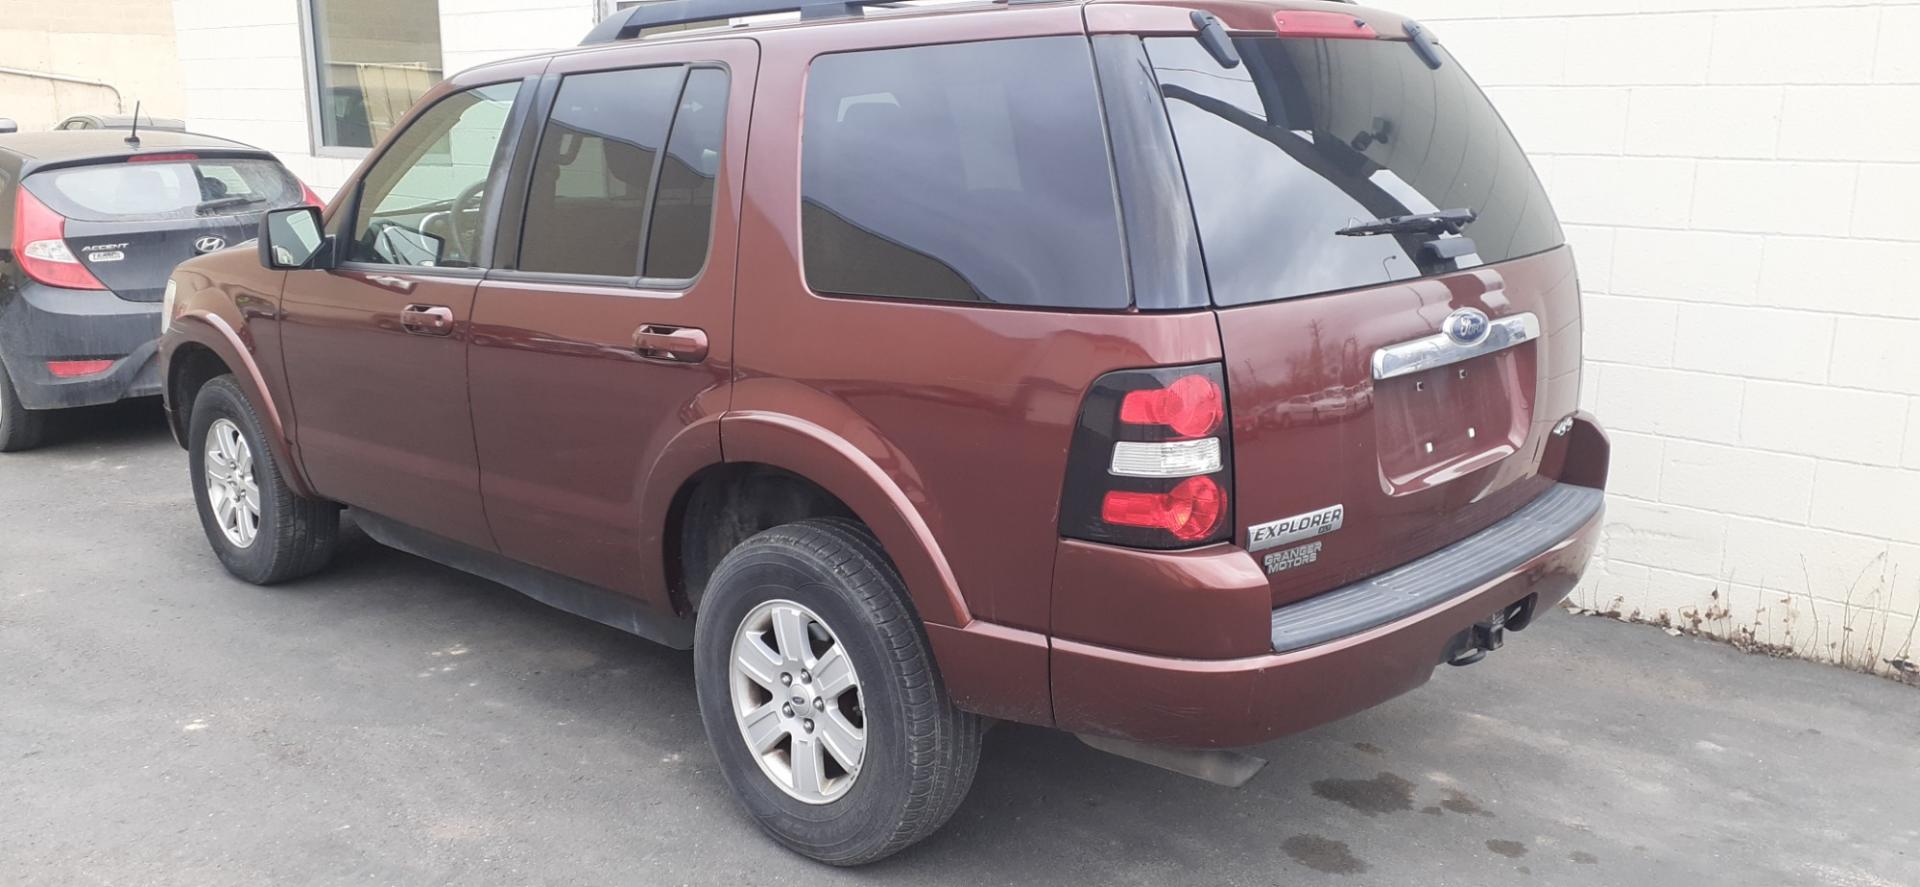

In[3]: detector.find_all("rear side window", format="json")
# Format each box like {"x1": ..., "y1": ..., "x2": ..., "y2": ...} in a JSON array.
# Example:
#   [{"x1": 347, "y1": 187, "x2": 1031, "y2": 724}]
[
  {"x1": 26, "y1": 158, "x2": 303, "y2": 223},
  {"x1": 520, "y1": 67, "x2": 681, "y2": 278},
  {"x1": 1146, "y1": 36, "x2": 1565, "y2": 306},
  {"x1": 519, "y1": 65, "x2": 729, "y2": 281},
  {"x1": 801, "y1": 37, "x2": 1129, "y2": 309}
]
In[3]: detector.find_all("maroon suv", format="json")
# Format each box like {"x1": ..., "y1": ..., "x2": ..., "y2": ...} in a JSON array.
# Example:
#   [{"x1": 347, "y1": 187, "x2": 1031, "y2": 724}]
[{"x1": 158, "y1": 0, "x2": 1608, "y2": 864}]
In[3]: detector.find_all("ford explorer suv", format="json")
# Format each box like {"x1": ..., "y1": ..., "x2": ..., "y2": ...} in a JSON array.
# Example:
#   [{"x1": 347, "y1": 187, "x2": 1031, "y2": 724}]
[
  {"x1": 157, "y1": 0, "x2": 1609, "y2": 865},
  {"x1": 0, "y1": 129, "x2": 320, "y2": 450}
]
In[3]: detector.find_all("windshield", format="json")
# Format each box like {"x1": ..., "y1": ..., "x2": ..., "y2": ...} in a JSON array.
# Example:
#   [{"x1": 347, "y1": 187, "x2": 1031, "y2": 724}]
[
  {"x1": 1147, "y1": 36, "x2": 1564, "y2": 306},
  {"x1": 26, "y1": 158, "x2": 303, "y2": 223}
]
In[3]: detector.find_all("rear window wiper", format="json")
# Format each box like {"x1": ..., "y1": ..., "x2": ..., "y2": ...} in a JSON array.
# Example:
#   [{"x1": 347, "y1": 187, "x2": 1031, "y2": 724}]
[
  {"x1": 196, "y1": 195, "x2": 267, "y2": 215},
  {"x1": 1335, "y1": 208, "x2": 1476, "y2": 237}
]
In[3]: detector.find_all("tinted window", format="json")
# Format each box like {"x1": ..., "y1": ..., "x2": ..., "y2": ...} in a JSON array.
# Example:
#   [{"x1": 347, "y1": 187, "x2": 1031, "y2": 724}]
[
  {"x1": 1147, "y1": 37, "x2": 1564, "y2": 306},
  {"x1": 26, "y1": 159, "x2": 303, "y2": 222},
  {"x1": 802, "y1": 37, "x2": 1128, "y2": 309},
  {"x1": 348, "y1": 81, "x2": 519, "y2": 267},
  {"x1": 643, "y1": 68, "x2": 727, "y2": 280},
  {"x1": 519, "y1": 66, "x2": 682, "y2": 278}
]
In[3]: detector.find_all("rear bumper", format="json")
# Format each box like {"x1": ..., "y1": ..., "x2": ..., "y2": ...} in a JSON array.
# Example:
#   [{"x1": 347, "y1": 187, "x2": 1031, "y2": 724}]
[
  {"x1": 1050, "y1": 482, "x2": 1605, "y2": 749},
  {"x1": 0, "y1": 283, "x2": 162, "y2": 409}
]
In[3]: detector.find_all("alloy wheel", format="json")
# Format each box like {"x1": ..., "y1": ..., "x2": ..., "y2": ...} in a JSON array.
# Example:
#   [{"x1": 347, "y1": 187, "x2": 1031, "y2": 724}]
[
  {"x1": 728, "y1": 598, "x2": 866, "y2": 804},
  {"x1": 204, "y1": 418, "x2": 260, "y2": 548}
]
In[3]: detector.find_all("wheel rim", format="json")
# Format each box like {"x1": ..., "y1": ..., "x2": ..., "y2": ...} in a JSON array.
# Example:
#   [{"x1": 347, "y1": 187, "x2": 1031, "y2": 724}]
[
  {"x1": 728, "y1": 598, "x2": 866, "y2": 805},
  {"x1": 204, "y1": 418, "x2": 261, "y2": 549}
]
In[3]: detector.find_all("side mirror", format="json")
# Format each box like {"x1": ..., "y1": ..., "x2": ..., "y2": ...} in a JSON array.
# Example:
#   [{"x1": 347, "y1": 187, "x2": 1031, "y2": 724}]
[
  {"x1": 259, "y1": 206, "x2": 333, "y2": 270},
  {"x1": 0, "y1": 119, "x2": 18, "y2": 135}
]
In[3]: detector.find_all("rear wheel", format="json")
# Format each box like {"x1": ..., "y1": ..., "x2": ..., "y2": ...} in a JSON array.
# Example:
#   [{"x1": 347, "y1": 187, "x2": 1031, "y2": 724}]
[
  {"x1": 188, "y1": 375, "x2": 339, "y2": 584},
  {"x1": 694, "y1": 518, "x2": 981, "y2": 865},
  {"x1": 0, "y1": 361, "x2": 50, "y2": 452}
]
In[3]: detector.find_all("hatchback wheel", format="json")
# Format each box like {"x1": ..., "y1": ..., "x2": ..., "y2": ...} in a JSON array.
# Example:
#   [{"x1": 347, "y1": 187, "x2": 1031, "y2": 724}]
[
  {"x1": 0, "y1": 361, "x2": 49, "y2": 452},
  {"x1": 188, "y1": 375, "x2": 339, "y2": 584},
  {"x1": 694, "y1": 518, "x2": 982, "y2": 865}
]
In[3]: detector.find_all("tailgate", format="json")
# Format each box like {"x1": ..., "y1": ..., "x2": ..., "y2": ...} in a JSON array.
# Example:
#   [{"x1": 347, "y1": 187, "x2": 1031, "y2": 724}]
[
  {"x1": 1220, "y1": 249, "x2": 1581, "y2": 606},
  {"x1": 1127, "y1": 21, "x2": 1583, "y2": 606}
]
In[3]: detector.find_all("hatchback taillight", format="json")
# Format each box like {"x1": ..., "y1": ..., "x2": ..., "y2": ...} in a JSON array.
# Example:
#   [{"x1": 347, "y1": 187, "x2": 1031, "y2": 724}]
[
  {"x1": 1060, "y1": 364, "x2": 1234, "y2": 549},
  {"x1": 11, "y1": 188, "x2": 106, "y2": 291}
]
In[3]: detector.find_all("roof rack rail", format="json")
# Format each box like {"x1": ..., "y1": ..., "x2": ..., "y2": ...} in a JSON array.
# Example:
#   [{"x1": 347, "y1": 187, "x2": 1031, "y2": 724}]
[{"x1": 583, "y1": 0, "x2": 911, "y2": 44}]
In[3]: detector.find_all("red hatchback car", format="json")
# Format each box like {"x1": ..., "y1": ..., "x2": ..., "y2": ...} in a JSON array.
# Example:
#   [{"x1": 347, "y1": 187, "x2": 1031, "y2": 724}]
[{"x1": 159, "y1": 0, "x2": 1608, "y2": 864}]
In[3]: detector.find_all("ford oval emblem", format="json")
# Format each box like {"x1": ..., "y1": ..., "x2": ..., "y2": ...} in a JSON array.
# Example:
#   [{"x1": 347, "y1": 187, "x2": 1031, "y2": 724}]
[
  {"x1": 194, "y1": 235, "x2": 227, "y2": 254},
  {"x1": 1442, "y1": 307, "x2": 1491, "y2": 346}
]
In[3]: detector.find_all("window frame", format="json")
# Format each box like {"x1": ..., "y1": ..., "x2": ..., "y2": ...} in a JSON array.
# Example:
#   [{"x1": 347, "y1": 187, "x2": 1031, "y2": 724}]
[
  {"x1": 330, "y1": 76, "x2": 535, "y2": 275},
  {"x1": 487, "y1": 60, "x2": 732, "y2": 292},
  {"x1": 297, "y1": 0, "x2": 446, "y2": 159}
]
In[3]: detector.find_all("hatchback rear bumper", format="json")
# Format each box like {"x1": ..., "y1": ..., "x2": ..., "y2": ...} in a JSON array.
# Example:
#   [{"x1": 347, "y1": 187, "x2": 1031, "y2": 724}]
[
  {"x1": 0, "y1": 283, "x2": 162, "y2": 410},
  {"x1": 1050, "y1": 482, "x2": 1604, "y2": 749}
]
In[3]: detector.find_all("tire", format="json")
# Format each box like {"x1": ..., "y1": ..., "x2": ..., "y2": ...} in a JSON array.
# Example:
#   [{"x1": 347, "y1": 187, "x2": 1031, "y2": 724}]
[
  {"x1": 694, "y1": 518, "x2": 982, "y2": 866},
  {"x1": 0, "y1": 360, "x2": 49, "y2": 453},
  {"x1": 187, "y1": 375, "x2": 339, "y2": 584}
]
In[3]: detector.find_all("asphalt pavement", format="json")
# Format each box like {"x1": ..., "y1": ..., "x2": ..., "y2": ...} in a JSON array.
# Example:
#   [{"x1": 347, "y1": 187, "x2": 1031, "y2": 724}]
[{"x1": 3, "y1": 401, "x2": 1917, "y2": 886}]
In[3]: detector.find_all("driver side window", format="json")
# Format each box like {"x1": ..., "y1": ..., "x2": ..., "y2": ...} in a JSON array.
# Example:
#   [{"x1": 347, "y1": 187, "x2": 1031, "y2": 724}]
[{"x1": 347, "y1": 81, "x2": 521, "y2": 268}]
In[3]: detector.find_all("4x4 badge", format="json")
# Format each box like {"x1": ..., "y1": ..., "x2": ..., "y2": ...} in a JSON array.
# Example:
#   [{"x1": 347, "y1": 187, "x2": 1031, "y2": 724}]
[{"x1": 1246, "y1": 504, "x2": 1345, "y2": 553}]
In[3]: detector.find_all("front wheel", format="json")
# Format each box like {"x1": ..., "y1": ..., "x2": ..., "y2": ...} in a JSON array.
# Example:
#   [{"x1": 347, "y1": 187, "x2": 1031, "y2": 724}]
[
  {"x1": 188, "y1": 375, "x2": 340, "y2": 584},
  {"x1": 694, "y1": 518, "x2": 982, "y2": 865}
]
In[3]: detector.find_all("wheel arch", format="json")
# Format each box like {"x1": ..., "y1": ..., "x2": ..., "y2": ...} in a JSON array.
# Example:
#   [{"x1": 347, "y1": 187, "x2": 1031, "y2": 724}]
[
  {"x1": 681, "y1": 410, "x2": 972, "y2": 629},
  {"x1": 162, "y1": 312, "x2": 315, "y2": 498}
]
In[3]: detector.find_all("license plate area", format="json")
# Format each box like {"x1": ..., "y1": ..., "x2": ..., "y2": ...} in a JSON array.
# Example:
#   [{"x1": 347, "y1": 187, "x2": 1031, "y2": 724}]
[{"x1": 1372, "y1": 350, "x2": 1533, "y2": 495}]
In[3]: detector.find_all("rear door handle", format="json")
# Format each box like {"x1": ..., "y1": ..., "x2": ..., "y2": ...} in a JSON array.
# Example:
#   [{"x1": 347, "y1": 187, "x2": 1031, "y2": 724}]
[
  {"x1": 400, "y1": 304, "x2": 456, "y2": 337},
  {"x1": 633, "y1": 324, "x2": 709, "y2": 363}
]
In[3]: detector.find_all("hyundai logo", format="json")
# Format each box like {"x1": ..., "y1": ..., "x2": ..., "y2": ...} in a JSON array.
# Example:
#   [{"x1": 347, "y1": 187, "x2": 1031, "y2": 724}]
[
  {"x1": 193, "y1": 235, "x2": 227, "y2": 254},
  {"x1": 1442, "y1": 307, "x2": 1491, "y2": 346}
]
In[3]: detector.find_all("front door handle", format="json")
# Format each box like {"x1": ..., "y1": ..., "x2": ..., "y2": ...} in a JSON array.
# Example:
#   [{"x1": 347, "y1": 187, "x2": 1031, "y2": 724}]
[
  {"x1": 400, "y1": 304, "x2": 456, "y2": 337},
  {"x1": 633, "y1": 324, "x2": 709, "y2": 363}
]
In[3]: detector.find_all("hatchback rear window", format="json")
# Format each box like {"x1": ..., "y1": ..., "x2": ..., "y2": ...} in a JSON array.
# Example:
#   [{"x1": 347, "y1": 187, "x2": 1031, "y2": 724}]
[
  {"x1": 801, "y1": 36, "x2": 1129, "y2": 309},
  {"x1": 1146, "y1": 36, "x2": 1564, "y2": 306},
  {"x1": 25, "y1": 158, "x2": 303, "y2": 223}
]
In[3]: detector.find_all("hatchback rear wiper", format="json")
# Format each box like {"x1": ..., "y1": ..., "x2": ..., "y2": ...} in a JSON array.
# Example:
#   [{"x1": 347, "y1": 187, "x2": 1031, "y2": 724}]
[
  {"x1": 196, "y1": 195, "x2": 267, "y2": 215},
  {"x1": 1335, "y1": 208, "x2": 1476, "y2": 237}
]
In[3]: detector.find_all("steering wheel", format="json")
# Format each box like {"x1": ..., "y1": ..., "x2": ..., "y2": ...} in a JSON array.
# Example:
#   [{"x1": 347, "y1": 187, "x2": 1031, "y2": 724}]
[{"x1": 451, "y1": 180, "x2": 488, "y2": 261}]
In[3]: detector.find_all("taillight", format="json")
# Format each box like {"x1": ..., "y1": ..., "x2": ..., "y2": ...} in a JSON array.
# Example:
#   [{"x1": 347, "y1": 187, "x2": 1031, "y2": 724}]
[
  {"x1": 1273, "y1": 11, "x2": 1378, "y2": 38},
  {"x1": 299, "y1": 180, "x2": 326, "y2": 209},
  {"x1": 1060, "y1": 364, "x2": 1234, "y2": 549},
  {"x1": 127, "y1": 152, "x2": 200, "y2": 163},
  {"x1": 1119, "y1": 374, "x2": 1224, "y2": 439},
  {"x1": 11, "y1": 188, "x2": 107, "y2": 291}
]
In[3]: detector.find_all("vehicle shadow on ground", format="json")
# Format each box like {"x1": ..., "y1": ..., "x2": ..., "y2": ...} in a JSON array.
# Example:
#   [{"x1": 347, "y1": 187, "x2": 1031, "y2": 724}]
[
  {"x1": 296, "y1": 520, "x2": 1589, "y2": 885},
  {"x1": 31, "y1": 397, "x2": 174, "y2": 450}
]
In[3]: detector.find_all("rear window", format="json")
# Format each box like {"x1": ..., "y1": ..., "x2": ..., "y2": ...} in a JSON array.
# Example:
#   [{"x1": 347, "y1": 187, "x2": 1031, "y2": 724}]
[
  {"x1": 801, "y1": 36, "x2": 1129, "y2": 309},
  {"x1": 1147, "y1": 36, "x2": 1564, "y2": 306},
  {"x1": 25, "y1": 158, "x2": 303, "y2": 223}
]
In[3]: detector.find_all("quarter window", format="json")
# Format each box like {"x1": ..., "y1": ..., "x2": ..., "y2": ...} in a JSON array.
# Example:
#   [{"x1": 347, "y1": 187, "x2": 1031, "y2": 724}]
[
  {"x1": 307, "y1": 0, "x2": 445, "y2": 150},
  {"x1": 800, "y1": 37, "x2": 1129, "y2": 309},
  {"x1": 347, "y1": 81, "x2": 520, "y2": 268}
]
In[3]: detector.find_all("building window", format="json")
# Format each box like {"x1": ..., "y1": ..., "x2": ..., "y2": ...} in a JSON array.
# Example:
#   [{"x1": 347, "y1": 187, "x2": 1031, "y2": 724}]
[{"x1": 308, "y1": 0, "x2": 445, "y2": 151}]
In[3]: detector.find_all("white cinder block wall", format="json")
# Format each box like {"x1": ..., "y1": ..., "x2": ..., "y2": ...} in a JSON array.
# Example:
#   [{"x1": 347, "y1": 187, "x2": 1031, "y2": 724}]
[
  {"x1": 170, "y1": 0, "x2": 597, "y2": 195},
  {"x1": 1390, "y1": 0, "x2": 1920, "y2": 676}
]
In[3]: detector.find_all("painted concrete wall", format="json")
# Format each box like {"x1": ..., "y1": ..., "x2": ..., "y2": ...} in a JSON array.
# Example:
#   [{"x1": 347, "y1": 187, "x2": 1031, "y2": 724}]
[
  {"x1": 1389, "y1": 0, "x2": 1920, "y2": 677},
  {"x1": 0, "y1": 0, "x2": 184, "y2": 131},
  {"x1": 170, "y1": 0, "x2": 595, "y2": 193}
]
